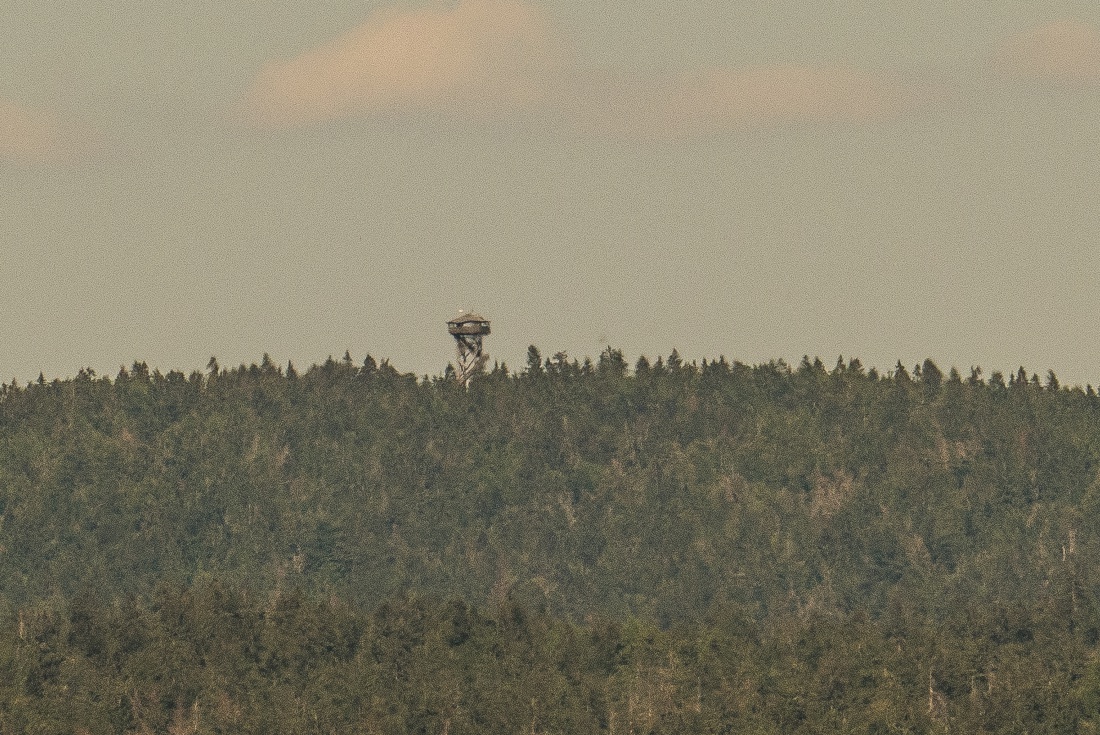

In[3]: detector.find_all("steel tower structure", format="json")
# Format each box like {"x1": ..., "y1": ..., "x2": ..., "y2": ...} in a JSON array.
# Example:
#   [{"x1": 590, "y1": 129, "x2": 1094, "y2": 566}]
[{"x1": 447, "y1": 312, "x2": 491, "y2": 386}]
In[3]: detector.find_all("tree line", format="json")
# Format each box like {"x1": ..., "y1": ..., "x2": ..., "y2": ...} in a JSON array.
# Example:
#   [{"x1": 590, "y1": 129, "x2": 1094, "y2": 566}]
[{"x1": 1, "y1": 348, "x2": 1099, "y2": 731}]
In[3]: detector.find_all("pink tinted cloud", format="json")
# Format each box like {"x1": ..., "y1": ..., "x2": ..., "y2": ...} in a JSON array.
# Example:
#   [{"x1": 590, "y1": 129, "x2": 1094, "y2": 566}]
[
  {"x1": 240, "y1": 0, "x2": 558, "y2": 127},
  {"x1": 241, "y1": 0, "x2": 913, "y2": 135},
  {"x1": 0, "y1": 100, "x2": 64, "y2": 161},
  {"x1": 0, "y1": 99, "x2": 98, "y2": 163},
  {"x1": 995, "y1": 20, "x2": 1100, "y2": 84},
  {"x1": 565, "y1": 65, "x2": 906, "y2": 138}
]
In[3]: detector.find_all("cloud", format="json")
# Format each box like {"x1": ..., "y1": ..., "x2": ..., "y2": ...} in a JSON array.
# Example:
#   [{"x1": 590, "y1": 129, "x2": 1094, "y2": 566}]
[
  {"x1": 565, "y1": 65, "x2": 906, "y2": 139},
  {"x1": 0, "y1": 99, "x2": 98, "y2": 163},
  {"x1": 994, "y1": 20, "x2": 1100, "y2": 84},
  {"x1": 240, "y1": 0, "x2": 558, "y2": 127},
  {"x1": 241, "y1": 0, "x2": 913, "y2": 135},
  {"x1": 0, "y1": 100, "x2": 64, "y2": 161}
]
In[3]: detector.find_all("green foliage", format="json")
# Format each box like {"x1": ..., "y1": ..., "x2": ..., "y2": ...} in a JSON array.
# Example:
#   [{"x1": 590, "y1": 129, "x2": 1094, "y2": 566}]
[
  {"x1": 1, "y1": 351, "x2": 1099, "y2": 730},
  {"x1": 1, "y1": 587, "x2": 1097, "y2": 733}
]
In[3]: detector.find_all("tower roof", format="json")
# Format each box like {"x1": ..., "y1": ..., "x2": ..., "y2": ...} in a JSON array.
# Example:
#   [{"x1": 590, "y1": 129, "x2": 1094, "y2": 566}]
[
  {"x1": 447, "y1": 312, "x2": 488, "y2": 325},
  {"x1": 448, "y1": 312, "x2": 490, "y2": 336}
]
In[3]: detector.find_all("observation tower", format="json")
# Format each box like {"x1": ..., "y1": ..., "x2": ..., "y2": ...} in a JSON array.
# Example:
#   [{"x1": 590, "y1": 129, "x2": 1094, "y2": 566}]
[{"x1": 447, "y1": 311, "x2": 491, "y2": 386}]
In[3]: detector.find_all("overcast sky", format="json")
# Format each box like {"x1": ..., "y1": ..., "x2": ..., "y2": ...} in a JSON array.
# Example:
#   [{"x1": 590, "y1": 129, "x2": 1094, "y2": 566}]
[{"x1": 4, "y1": 1, "x2": 1100, "y2": 384}]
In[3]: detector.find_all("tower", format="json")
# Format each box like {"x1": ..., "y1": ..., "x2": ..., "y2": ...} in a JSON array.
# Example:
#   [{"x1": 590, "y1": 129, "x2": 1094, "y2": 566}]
[{"x1": 447, "y1": 311, "x2": 491, "y2": 386}]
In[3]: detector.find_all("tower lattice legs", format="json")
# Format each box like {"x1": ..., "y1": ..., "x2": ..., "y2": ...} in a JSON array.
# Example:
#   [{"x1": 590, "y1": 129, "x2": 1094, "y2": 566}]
[{"x1": 455, "y1": 335, "x2": 488, "y2": 387}]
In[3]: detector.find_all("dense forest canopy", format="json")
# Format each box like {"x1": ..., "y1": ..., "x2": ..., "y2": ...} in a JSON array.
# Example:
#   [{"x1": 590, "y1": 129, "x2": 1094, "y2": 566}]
[{"x1": 2, "y1": 348, "x2": 1100, "y2": 732}]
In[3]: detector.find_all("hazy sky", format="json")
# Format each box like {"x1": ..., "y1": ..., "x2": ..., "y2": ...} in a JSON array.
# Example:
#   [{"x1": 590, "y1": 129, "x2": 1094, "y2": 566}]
[{"x1": 4, "y1": 1, "x2": 1100, "y2": 383}]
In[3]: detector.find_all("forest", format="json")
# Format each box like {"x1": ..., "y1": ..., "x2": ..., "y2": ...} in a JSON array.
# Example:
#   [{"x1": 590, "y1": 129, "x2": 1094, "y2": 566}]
[{"x1": 2, "y1": 347, "x2": 1100, "y2": 733}]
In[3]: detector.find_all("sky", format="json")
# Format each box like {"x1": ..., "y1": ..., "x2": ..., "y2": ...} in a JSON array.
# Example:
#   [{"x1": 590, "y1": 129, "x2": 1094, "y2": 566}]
[{"x1": 3, "y1": 1, "x2": 1100, "y2": 384}]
